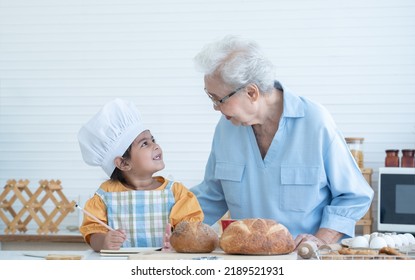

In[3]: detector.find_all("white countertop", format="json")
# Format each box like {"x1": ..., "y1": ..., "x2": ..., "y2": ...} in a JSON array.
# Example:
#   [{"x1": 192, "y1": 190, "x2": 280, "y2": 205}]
[
  {"x1": 0, "y1": 248, "x2": 299, "y2": 260},
  {"x1": 0, "y1": 250, "x2": 126, "y2": 260}
]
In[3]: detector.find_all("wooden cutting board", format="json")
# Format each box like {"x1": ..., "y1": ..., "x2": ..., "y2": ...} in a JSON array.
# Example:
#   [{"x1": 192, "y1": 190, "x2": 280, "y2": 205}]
[
  {"x1": 128, "y1": 250, "x2": 297, "y2": 260},
  {"x1": 45, "y1": 254, "x2": 83, "y2": 260}
]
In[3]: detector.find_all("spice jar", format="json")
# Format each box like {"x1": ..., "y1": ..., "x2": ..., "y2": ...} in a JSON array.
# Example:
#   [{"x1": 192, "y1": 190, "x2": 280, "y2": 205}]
[
  {"x1": 385, "y1": 150, "x2": 400, "y2": 167},
  {"x1": 345, "y1": 137, "x2": 364, "y2": 168},
  {"x1": 401, "y1": 149, "x2": 415, "y2": 168}
]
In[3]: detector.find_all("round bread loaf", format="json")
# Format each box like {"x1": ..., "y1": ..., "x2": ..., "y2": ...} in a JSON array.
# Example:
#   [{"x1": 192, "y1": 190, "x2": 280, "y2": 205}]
[
  {"x1": 170, "y1": 221, "x2": 219, "y2": 253},
  {"x1": 219, "y1": 218, "x2": 295, "y2": 255}
]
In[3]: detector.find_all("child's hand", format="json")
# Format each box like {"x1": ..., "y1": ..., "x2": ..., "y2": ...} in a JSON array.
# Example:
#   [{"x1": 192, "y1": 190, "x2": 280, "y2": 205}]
[
  {"x1": 162, "y1": 223, "x2": 172, "y2": 251},
  {"x1": 103, "y1": 229, "x2": 127, "y2": 250}
]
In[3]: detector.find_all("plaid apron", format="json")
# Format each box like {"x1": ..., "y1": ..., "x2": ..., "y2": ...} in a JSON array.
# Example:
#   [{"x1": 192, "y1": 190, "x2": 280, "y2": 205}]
[{"x1": 96, "y1": 180, "x2": 175, "y2": 247}]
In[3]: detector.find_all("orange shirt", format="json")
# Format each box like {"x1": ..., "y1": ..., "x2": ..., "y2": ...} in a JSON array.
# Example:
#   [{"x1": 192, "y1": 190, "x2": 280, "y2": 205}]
[{"x1": 79, "y1": 176, "x2": 204, "y2": 244}]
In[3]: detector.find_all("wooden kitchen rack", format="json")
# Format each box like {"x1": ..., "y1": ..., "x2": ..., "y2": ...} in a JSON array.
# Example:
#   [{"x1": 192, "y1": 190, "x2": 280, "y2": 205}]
[
  {"x1": 356, "y1": 168, "x2": 373, "y2": 235},
  {"x1": 0, "y1": 179, "x2": 75, "y2": 234}
]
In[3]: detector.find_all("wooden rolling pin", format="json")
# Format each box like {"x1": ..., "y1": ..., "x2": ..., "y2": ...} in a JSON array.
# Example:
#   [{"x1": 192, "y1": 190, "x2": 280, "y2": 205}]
[
  {"x1": 297, "y1": 241, "x2": 318, "y2": 259},
  {"x1": 298, "y1": 242, "x2": 343, "y2": 259},
  {"x1": 319, "y1": 243, "x2": 343, "y2": 251}
]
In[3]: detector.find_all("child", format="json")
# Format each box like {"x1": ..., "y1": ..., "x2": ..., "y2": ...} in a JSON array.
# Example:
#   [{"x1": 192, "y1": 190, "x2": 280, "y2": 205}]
[{"x1": 77, "y1": 98, "x2": 204, "y2": 252}]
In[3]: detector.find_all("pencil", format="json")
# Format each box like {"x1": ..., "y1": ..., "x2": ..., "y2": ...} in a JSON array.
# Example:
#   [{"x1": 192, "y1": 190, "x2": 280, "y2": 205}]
[{"x1": 75, "y1": 204, "x2": 114, "y2": 231}]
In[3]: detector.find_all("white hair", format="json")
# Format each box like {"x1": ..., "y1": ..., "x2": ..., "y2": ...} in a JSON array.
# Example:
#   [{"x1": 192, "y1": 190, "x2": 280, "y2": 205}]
[{"x1": 194, "y1": 35, "x2": 276, "y2": 93}]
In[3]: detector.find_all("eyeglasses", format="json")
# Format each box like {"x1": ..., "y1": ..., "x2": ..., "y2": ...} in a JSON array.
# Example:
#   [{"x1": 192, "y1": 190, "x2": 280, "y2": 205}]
[{"x1": 204, "y1": 86, "x2": 245, "y2": 107}]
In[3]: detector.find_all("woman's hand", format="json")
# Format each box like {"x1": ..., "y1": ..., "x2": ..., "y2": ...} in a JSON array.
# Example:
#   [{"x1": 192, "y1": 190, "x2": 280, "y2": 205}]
[
  {"x1": 294, "y1": 233, "x2": 327, "y2": 249},
  {"x1": 294, "y1": 228, "x2": 343, "y2": 249}
]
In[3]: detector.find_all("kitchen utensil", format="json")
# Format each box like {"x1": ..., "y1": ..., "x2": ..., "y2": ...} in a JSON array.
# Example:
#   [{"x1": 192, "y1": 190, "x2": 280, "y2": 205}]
[{"x1": 297, "y1": 240, "x2": 318, "y2": 259}]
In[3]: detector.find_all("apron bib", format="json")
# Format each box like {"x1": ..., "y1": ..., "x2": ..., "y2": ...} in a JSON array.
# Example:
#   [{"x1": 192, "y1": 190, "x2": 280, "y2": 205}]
[{"x1": 96, "y1": 181, "x2": 175, "y2": 247}]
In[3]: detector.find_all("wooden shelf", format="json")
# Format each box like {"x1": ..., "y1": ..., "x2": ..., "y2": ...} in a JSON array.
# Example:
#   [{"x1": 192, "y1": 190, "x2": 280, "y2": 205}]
[
  {"x1": 356, "y1": 168, "x2": 373, "y2": 235},
  {"x1": 0, "y1": 230, "x2": 87, "y2": 250},
  {"x1": 0, "y1": 234, "x2": 84, "y2": 243}
]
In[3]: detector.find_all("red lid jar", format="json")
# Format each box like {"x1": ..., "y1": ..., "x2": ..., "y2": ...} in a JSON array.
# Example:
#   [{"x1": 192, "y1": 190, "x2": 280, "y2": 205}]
[
  {"x1": 401, "y1": 149, "x2": 415, "y2": 168},
  {"x1": 385, "y1": 150, "x2": 400, "y2": 167}
]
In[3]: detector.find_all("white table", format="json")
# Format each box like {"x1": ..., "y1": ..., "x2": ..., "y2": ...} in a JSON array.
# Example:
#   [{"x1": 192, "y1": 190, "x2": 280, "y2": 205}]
[
  {"x1": 0, "y1": 248, "x2": 299, "y2": 260},
  {"x1": 0, "y1": 250, "x2": 127, "y2": 260}
]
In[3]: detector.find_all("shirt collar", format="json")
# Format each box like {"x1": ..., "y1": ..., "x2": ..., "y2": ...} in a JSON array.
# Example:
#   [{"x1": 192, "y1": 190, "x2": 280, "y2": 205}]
[{"x1": 276, "y1": 81, "x2": 305, "y2": 118}]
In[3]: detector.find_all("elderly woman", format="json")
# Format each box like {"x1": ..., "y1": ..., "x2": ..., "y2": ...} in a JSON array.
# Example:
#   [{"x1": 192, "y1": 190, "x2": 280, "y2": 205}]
[{"x1": 190, "y1": 35, "x2": 374, "y2": 247}]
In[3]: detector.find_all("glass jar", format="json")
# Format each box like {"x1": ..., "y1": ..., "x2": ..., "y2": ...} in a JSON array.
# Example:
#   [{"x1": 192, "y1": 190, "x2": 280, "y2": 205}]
[
  {"x1": 345, "y1": 137, "x2": 364, "y2": 168},
  {"x1": 401, "y1": 149, "x2": 415, "y2": 168},
  {"x1": 385, "y1": 150, "x2": 400, "y2": 167}
]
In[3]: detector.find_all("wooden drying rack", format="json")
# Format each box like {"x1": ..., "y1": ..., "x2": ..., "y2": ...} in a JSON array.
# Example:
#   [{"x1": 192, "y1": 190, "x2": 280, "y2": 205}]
[{"x1": 0, "y1": 179, "x2": 76, "y2": 234}]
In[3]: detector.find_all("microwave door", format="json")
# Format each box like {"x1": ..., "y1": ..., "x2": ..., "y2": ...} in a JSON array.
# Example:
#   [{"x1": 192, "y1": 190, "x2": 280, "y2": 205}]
[{"x1": 378, "y1": 168, "x2": 415, "y2": 233}]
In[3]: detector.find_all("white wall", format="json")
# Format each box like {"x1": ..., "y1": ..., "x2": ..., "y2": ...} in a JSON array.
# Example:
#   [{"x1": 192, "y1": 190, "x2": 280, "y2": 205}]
[{"x1": 1, "y1": 0, "x2": 414, "y2": 231}]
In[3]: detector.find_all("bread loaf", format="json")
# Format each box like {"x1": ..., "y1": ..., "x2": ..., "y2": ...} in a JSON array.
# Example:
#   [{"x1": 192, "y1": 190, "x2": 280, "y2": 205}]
[
  {"x1": 170, "y1": 221, "x2": 219, "y2": 253},
  {"x1": 219, "y1": 218, "x2": 295, "y2": 255}
]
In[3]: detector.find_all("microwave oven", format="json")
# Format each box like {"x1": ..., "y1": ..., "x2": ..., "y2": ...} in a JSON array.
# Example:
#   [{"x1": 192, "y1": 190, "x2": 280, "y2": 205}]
[{"x1": 378, "y1": 167, "x2": 415, "y2": 233}]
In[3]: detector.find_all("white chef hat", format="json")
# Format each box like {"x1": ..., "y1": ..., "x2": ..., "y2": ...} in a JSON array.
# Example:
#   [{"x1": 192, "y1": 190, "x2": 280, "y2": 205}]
[{"x1": 78, "y1": 98, "x2": 147, "y2": 177}]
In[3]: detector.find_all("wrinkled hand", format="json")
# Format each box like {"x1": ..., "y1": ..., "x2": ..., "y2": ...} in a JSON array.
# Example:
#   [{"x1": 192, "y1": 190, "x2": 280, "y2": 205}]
[
  {"x1": 103, "y1": 229, "x2": 127, "y2": 250},
  {"x1": 295, "y1": 228, "x2": 343, "y2": 250},
  {"x1": 294, "y1": 233, "x2": 326, "y2": 250}
]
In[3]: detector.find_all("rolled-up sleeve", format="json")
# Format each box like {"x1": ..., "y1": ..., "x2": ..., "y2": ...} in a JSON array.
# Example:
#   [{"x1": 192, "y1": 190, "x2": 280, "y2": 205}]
[{"x1": 320, "y1": 133, "x2": 374, "y2": 237}]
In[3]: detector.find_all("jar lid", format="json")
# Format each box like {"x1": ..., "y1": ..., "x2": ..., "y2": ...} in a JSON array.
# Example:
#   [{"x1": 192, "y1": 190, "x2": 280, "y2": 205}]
[
  {"x1": 345, "y1": 137, "x2": 364, "y2": 143},
  {"x1": 385, "y1": 149, "x2": 399, "y2": 153},
  {"x1": 402, "y1": 149, "x2": 415, "y2": 152}
]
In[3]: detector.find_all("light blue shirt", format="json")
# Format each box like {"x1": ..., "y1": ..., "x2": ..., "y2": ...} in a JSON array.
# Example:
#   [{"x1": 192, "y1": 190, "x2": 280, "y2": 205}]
[{"x1": 191, "y1": 82, "x2": 374, "y2": 238}]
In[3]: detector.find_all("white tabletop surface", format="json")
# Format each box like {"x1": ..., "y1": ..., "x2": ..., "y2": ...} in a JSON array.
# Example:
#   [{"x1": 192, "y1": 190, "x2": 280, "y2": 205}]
[
  {"x1": 0, "y1": 250, "x2": 128, "y2": 260},
  {"x1": 0, "y1": 248, "x2": 299, "y2": 260}
]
